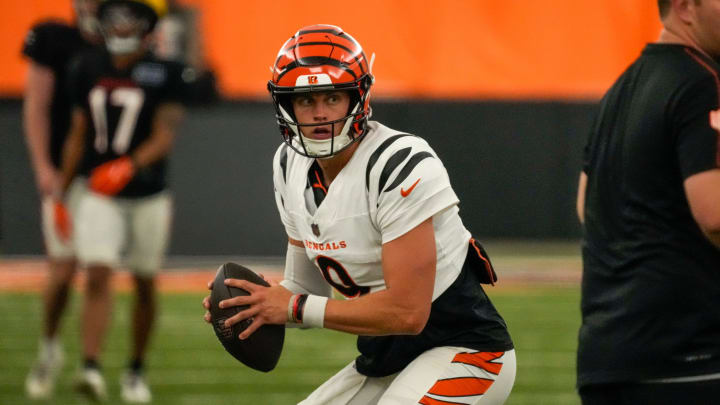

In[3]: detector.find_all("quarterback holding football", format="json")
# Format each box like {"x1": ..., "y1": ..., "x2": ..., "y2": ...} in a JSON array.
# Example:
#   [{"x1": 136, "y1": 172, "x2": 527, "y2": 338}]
[{"x1": 204, "y1": 24, "x2": 516, "y2": 405}]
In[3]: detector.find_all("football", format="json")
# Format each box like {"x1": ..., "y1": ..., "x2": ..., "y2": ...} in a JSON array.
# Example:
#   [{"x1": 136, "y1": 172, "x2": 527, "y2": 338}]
[{"x1": 209, "y1": 262, "x2": 285, "y2": 372}]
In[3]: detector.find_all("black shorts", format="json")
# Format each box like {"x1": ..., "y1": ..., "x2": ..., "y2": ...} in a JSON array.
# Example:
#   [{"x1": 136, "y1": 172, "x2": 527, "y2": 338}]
[{"x1": 579, "y1": 379, "x2": 720, "y2": 405}]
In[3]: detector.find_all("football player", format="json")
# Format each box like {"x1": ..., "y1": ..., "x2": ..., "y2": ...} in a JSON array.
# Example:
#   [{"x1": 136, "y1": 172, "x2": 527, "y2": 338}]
[
  {"x1": 59, "y1": 0, "x2": 187, "y2": 402},
  {"x1": 204, "y1": 25, "x2": 516, "y2": 404},
  {"x1": 22, "y1": 0, "x2": 102, "y2": 400}
]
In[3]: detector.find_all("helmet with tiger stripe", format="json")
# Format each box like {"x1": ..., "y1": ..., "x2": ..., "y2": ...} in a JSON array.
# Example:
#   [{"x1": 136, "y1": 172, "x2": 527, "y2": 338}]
[{"x1": 268, "y1": 24, "x2": 374, "y2": 158}]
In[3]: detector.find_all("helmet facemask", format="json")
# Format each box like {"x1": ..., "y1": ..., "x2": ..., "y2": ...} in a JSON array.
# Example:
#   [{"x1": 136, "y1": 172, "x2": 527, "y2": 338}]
[
  {"x1": 270, "y1": 77, "x2": 372, "y2": 159},
  {"x1": 98, "y1": 1, "x2": 155, "y2": 55}
]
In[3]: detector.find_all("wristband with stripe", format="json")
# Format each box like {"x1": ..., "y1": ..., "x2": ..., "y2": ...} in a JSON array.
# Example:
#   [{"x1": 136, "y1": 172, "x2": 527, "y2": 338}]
[
  {"x1": 287, "y1": 294, "x2": 297, "y2": 323},
  {"x1": 287, "y1": 293, "x2": 328, "y2": 327},
  {"x1": 293, "y1": 294, "x2": 308, "y2": 323}
]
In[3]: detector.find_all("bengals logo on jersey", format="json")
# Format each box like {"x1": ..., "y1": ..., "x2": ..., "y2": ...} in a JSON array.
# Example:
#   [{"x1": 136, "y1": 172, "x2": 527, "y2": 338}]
[{"x1": 304, "y1": 240, "x2": 347, "y2": 251}]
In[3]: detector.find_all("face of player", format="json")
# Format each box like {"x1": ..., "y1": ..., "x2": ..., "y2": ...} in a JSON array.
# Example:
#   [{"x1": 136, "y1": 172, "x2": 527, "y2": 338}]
[
  {"x1": 690, "y1": 0, "x2": 720, "y2": 57},
  {"x1": 100, "y1": 4, "x2": 152, "y2": 55},
  {"x1": 291, "y1": 91, "x2": 351, "y2": 140}
]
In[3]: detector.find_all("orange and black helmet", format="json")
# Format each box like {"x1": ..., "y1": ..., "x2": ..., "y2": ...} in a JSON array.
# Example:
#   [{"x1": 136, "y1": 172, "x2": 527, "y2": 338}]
[{"x1": 268, "y1": 24, "x2": 374, "y2": 158}]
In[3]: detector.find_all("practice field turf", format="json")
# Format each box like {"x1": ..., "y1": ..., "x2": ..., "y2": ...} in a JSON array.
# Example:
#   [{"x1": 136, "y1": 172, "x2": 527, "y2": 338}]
[{"x1": 0, "y1": 286, "x2": 581, "y2": 404}]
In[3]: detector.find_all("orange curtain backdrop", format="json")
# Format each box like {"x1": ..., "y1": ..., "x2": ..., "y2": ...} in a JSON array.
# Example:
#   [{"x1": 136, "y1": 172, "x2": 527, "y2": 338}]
[
  {"x1": 1, "y1": 0, "x2": 662, "y2": 99},
  {"x1": 0, "y1": 1, "x2": 73, "y2": 95}
]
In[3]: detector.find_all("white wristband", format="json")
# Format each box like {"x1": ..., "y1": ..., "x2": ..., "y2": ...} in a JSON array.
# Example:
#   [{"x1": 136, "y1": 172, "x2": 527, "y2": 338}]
[{"x1": 303, "y1": 295, "x2": 328, "y2": 328}]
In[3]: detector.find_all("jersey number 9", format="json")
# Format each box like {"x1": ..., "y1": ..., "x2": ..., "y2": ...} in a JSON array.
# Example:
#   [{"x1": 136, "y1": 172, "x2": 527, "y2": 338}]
[{"x1": 316, "y1": 255, "x2": 370, "y2": 298}]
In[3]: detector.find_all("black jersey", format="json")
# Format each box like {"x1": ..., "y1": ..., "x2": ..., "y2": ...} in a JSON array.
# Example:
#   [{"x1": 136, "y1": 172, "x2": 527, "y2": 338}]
[
  {"x1": 68, "y1": 48, "x2": 188, "y2": 198},
  {"x1": 21, "y1": 21, "x2": 93, "y2": 168},
  {"x1": 578, "y1": 44, "x2": 720, "y2": 387}
]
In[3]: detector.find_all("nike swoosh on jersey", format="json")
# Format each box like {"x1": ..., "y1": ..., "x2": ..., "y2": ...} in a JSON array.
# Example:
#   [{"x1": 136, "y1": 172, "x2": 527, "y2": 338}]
[{"x1": 400, "y1": 178, "x2": 421, "y2": 197}]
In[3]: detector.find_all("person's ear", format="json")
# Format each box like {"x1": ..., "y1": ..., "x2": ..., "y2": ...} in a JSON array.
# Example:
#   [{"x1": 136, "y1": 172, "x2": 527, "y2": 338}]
[{"x1": 672, "y1": 0, "x2": 696, "y2": 25}]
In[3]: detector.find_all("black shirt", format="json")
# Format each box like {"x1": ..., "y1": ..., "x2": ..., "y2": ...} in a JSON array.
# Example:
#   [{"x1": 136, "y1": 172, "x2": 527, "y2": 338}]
[
  {"x1": 68, "y1": 48, "x2": 189, "y2": 197},
  {"x1": 21, "y1": 21, "x2": 93, "y2": 168},
  {"x1": 578, "y1": 44, "x2": 720, "y2": 387}
]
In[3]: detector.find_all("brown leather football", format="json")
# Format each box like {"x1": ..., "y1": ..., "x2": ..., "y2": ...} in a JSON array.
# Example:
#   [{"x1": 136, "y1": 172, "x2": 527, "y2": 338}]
[{"x1": 209, "y1": 262, "x2": 285, "y2": 372}]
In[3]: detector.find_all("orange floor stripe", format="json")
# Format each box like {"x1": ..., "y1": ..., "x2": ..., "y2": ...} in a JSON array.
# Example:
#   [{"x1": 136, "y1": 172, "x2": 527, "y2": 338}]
[{"x1": 0, "y1": 261, "x2": 282, "y2": 293}]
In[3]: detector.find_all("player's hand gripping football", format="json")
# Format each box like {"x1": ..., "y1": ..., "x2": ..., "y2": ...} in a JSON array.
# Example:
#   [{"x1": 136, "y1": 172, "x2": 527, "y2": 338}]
[
  {"x1": 202, "y1": 275, "x2": 292, "y2": 340},
  {"x1": 89, "y1": 156, "x2": 136, "y2": 195}
]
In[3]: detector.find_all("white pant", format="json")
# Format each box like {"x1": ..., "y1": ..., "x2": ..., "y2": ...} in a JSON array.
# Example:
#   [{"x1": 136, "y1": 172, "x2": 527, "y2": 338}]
[
  {"x1": 74, "y1": 190, "x2": 172, "y2": 275},
  {"x1": 300, "y1": 348, "x2": 516, "y2": 405},
  {"x1": 41, "y1": 179, "x2": 86, "y2": 259}
]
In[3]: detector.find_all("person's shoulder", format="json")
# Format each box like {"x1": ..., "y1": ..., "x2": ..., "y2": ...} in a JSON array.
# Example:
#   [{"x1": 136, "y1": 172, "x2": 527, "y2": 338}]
[
  {"x1": 23, "y1": 20, "x2": 79, "y2": 63},
  {"x1": 24, "y1": 20, "x2": 81, "y2": 51},
  {"x1": 660, "y1": 46, "x2": 720, "y2": 103},
  {"x1": 360, "y1": 121, "x2": 441, "y2": 189},
  {"x1": 272, "y1": 142, "x2": 289, "y2": 165},
  {"x1": 360, "y1": 121, "x2": 434, "y2": 159},
  {"x1": 681, "y1": 47, "x2": 720, "y2": 86},
  {"x1": 647, "y1": 44, "x2": 720, "y2": 85},
  {"x1": 272, "y1": 142, "x2": 308, "y2": 183},
  {"x1": 26, "y1": 20, "x2": 76, "y2": 39}
]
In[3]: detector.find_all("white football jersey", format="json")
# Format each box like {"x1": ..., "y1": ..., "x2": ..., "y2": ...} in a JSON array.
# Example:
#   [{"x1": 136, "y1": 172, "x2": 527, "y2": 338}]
[{"x1": 273, "y1": 121, "x2": 471, "y2": 301}]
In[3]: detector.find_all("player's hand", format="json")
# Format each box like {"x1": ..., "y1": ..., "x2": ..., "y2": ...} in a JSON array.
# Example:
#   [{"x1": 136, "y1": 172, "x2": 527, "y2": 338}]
[
  {"x1": 203, "y1": 280, "x2": 213, "y2": 324},
  {"x1": 89, "y1": 156, "x2": 136, "y2": 196},
  {"x1": 53, "y1": 199, "x2": 72, "y2": 242},
  {"x1": 220, "y1": 280, "x2": 291, "y2": 340}
]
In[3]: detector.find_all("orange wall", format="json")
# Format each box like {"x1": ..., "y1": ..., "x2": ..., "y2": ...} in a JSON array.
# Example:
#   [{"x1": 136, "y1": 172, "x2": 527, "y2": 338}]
[{"x1": 1, "y1": 0, "x2": 662, "y2": 99}]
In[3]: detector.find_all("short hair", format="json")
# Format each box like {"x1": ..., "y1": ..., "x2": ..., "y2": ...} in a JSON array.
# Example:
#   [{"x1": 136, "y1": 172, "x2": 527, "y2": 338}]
[{"x1": 658, "y1": 0, "x2": 671, "y2": 18}]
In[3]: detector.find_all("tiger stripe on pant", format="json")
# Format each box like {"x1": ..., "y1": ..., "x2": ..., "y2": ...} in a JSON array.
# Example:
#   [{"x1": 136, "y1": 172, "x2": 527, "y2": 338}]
[
  {"x1": 419, "y1": 351, "x2": 509, "y2": 405},
  {"x1": 298, "y1": 347, "x2": 515, "y2": 405}
]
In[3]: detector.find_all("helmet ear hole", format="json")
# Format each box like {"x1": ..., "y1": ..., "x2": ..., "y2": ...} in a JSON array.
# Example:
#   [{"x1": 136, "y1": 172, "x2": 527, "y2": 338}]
[
  {"x1": 361, "y1": 75, "x2": 374, "y2": 92},
  {"x1": 277, "y1": 94, "x2": 296, "y2": 122},
  {"x1": 347, "y1": 91, "x2": 361, "y2": 116}
]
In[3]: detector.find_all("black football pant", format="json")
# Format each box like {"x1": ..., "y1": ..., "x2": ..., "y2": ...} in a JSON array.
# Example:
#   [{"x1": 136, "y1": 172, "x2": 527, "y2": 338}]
[{"x1": 579, "y1": 379, "x2": 720, "y2": 405}]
